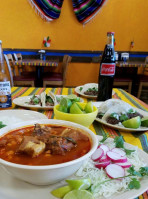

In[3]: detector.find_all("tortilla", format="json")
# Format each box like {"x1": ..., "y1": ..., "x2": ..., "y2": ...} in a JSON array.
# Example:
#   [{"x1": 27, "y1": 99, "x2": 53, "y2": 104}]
[
  {"x1": 102, "y1": 103, "x2": 133, "y2": 122},
  {"x1": 40, "y1": 91, "x2": 46, "y2": 107},
  {"x1": 47, "y1": 91, "x2": 57, "y2": 105},
  {"x1": 97, "y1": 99, "x2": 124, "y2": 114}
]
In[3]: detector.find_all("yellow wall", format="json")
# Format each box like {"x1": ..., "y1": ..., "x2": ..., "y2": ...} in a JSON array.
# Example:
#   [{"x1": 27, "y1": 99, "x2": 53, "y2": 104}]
[
  {"x1": 1, "y1": 0, "x2": 148, "y2": 86},
  {"x1": 1, "y1": 0, "x2": 148, "y2": 51}
]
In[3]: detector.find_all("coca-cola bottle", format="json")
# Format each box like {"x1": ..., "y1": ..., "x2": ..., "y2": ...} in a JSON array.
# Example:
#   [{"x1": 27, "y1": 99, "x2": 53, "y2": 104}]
[{"x1": 97, "y1": 32, "x2": 116, "y2": 101}]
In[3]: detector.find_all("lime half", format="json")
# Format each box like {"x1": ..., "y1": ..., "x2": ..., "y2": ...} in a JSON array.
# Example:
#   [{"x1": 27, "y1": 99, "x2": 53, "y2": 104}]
[
  {"x1": 59, "y1": 98, "x2": 72, "y2": 112},
  {"x1": 122, "y1": 116, "x2": 141, "y2": 129},
  {"x1": 70, "y1": 103, "x2": 83, "y2": 114},
  {"x1": 66, "y1": 178, "x2": 91, "y2": 190},
  {"x1": 51, "y1": 185, "x2": 72, "y2": 198},
  {"x1": 141, "y1": 117, "x2": 148, "y2": 127},
  {"x1": 63, "y1": 190, "x2": 94, "y2": 199}
]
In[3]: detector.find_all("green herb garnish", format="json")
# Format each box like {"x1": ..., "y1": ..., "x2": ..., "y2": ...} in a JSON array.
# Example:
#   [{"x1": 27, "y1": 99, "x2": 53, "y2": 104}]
[
  {"x1": 100, "y1": 132, "x2": 109, "y2": 143},
  {"x1": 93, "y1": 166, "x2": 148, "y2": 191},
  {"x1": 87, "y1": 87, "x2": 98, "y2": 92},
  {"x1": 128, "y1": 178, "x2": 141, "y2": 189},
  {"x1": 114, "y1": 136, "x2": 135, "y2": 155},
  {"x1": 128, "y1": 109, "x2": 135, "y2": 114},
  {"x1": 119, "y1": 114, "x2": 129, "y2": 122},
  {"x1": 0, "y1": 121, "x2": 6, "y2": 129},
  {"x1": 46, "y1": 95, "x2": 54, "y2": 104},
  {"x1": 79, "y1": 87, "x2": 83, "y2": 92},
  {"x1": 110, "y1": 113, "x2": 119, "y2": 120}
]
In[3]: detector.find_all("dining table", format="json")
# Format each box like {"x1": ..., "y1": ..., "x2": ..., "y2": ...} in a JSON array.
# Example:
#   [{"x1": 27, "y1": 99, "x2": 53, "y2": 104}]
[
  {"x1": 116, "y1": 61, "x2": 147, "y2": 68},
  {"x1": 1, "y1": 86, "x2": 148, "y2": 199},
  {"x1": 13, "y1": 59, "x2": 59, "y2": 87},
  {"x1": 116, "y1": 61, "x2": 148, "y2": 95}
]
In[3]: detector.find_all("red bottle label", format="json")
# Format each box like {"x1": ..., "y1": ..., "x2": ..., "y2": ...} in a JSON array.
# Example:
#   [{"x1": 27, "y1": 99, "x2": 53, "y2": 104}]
[{"x1": 100, "y1": 63, "x2": 115, "y2": 76}]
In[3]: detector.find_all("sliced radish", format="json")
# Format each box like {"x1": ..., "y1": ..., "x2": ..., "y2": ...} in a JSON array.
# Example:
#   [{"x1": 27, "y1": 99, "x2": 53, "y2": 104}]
[
  {"x1": 91, "y1": 148, "x2": 104, "y2": 161},
  {"x1": 107, "y1": 151, "x2": 122, "y2": 160},
  {"x1": 99, "y1": 155, "x2": 109, "y2": 162},
  {"x1": 116, "y1": 162, "x2": 132, "y2": 168},
  {"x1": 98, "y1": 144, "x2": 109, "y2": 155},
  {"x1": 113, "y1": 156, "x2": 127, "y2": 163},
  {"x1": 105, "y1": 164, "x2": 125, "y2": 179},
  {"x1": 95, "y1": 160, "x2": 111, "y2": 169},
  {"x1": 111, "y1": 148, "x2": 126, "y2": 157}
]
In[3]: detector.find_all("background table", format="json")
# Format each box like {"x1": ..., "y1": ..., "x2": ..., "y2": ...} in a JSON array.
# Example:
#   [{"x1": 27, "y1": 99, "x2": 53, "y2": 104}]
[
  {"x1": 14, "y1": 59, "x2": 59, "y2": 87},
  {"x1": 11, "y1": 86, "x2": 148, "y2": 198}
]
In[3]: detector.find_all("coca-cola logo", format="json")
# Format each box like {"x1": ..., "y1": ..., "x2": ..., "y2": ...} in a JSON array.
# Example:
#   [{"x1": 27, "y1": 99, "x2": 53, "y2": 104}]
[{"x1": 100, "y1": 63, "x2": 115, "y2": 76}]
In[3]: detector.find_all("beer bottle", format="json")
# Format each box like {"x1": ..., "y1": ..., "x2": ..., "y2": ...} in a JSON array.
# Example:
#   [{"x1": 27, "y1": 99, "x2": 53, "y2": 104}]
[
  {"x1": 0, "y1": 40, "x2": 12, "y2": 109},
  {"x1": 97, "y1": 32, "x2": 116, "y2": 101}
]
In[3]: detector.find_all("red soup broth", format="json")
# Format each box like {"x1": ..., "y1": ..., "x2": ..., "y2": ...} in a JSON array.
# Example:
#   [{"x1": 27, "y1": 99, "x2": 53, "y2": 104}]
[{"x1": 0, "y1": 125, "x2": 91, "y2": 166}]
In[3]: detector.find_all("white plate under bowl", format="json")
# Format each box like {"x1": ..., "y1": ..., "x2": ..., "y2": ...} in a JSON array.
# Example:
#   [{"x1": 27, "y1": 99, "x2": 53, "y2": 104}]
[
  {"x1": 0, "y1": 110, "x2": 47, "y2": 127},
  {"x1": 95, "y1": 104, "x2": 148, "y2": 132},
  {"x1": 0, "y1": 135, "x2": 148, "y2": 199},
  {"x1": 13, "y1": 95, "x2": 84, "y2": 110}
]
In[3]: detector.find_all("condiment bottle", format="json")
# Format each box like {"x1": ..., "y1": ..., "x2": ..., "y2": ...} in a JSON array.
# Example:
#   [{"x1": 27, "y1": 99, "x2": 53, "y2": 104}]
[
  {"x1": 0, "y1": 40, "x2": 12, "y2": 109},
  {"x1": 97, "y1": 32, "x2": 116, "y2": 101}
]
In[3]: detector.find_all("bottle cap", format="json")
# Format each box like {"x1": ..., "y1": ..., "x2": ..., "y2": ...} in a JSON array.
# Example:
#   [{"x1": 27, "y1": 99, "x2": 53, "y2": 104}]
[{"x1": 107, "y1": 32, "x2": 115, "y2": 35}]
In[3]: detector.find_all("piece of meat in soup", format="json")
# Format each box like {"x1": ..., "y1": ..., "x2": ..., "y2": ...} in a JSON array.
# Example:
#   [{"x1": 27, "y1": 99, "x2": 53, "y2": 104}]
[
  {"x1": 61, "y1": 128, "x2": 89, "y2": 141},
  {"x1": 17, "y1": 136, "x2": 45, "y2": 157}
]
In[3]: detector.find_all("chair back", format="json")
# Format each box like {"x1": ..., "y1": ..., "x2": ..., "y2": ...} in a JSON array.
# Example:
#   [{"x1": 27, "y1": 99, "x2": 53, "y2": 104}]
[
  {"x1": 62, "y1": 55, "x2": 72, "y2": 87},
  {"x1": 143, "y1": 56, "x2": 148, "y2": 74},
  {"x1": 13, "y1": 53, "x2": 22, "y2": 61},
  {"x1": 13, "y1": 53, "x2": 24, "y2": 75},
  {"x1": 4, "y1": 54, "x2": 14, "y2": 87}
]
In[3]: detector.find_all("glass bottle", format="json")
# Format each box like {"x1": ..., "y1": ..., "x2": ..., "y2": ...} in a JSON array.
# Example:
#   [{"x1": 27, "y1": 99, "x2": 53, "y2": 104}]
[
  {"x1": 97, "y1": 32, "x2": 116, "y2": 101},
  {"x1": 0, "y1": 40, "x2": 12, "y2": 109}
]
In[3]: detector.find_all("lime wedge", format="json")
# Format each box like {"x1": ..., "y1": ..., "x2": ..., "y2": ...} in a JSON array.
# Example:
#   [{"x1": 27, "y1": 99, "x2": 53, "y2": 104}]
[
  {"x1": 67, "y1": 94, "x2": 80, "y2": 102},
  {"x1": 60, "y1": 98, "x2": 72, "y2": 108},
  {"x1": 70, "y1": 103, "x2": 83, "y2": 114},
  {"x1": 122, "y1": 116, "x2": 141, "y2": 129},
  {"x1": 63, "y1": 190, "x2": 94, "y2": 199},
  {"x1": 58, "y1": 105, "x2": 68, "y2": 113},
  {"x1": 141, "y1": 117, "x2": 148, "y2": 127},
  {"x1": 66, "y1": 178, "x2": 91, "y2": 190},
  {"x1": 84, "y1": 102, "x2": 94, "y2": 113},
  {"x1": 51, "y1": 185, "x2": 72, "y2": 198}
]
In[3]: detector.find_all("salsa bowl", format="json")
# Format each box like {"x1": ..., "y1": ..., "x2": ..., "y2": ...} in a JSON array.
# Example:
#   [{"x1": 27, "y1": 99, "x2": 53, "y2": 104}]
[{"x1": 0, "y1": 119, "x2": 98, "y2": 185}]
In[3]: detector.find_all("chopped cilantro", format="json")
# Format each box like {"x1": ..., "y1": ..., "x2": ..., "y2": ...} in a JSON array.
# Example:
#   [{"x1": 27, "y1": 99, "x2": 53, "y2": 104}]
[
  {"x1": 79, "y1": 87, "x2": 83, "y2": 92},
  {"x1": 119, "y1": 114, "x2": 129, "y2": 121},
  {"x1": 128, "y1": 109, "x2": 135, "y2": 113},
  {"x1": 127, "y1": 166, "x2": 142, "y2": 177},
  {"x1": 114, "y1": 136, "x2": 135, "y2": 155},
  {"x1": 0, "y1": 121, "x2": 6, "y2": 129},
  {"x1": 110, "y1": 113, "x2": 119, "y2": 120},
  {"x1": 128, "y1": 178, "x2": 141, "y2": 189}
]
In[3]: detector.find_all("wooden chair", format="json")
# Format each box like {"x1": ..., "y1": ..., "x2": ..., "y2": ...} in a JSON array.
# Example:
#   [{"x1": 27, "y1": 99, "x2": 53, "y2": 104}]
[
  {"x1": 4, "y1": 54, "x2": 35, "y2": 87},
  {"x1": 113, "y1": 67, "x2": 133, "y2": 93},
  {"x1": 6, "y1": 54, "x2": 16, "y2": 76},
  {"x1": 43, "y1": 55, "x2": 72, "y2": 87},
  {"x1": 137, "y1": 56, "x2": 148, "y2": 99},
  {"x1": 13, "y1": 53, "x2": 22, "y2": 61},
  {"x1": 13, "y1": 52, "x2": 36, "y2": 76}
]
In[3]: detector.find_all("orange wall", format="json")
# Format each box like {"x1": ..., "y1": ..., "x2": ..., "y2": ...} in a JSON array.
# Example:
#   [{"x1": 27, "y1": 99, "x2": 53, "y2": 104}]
[
  {"x1": 0, "y1": 0, "x2": 148, "y2": 51},
  {"x1": 0, "y1": 0, "x2": 148, "y2": 86}
]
